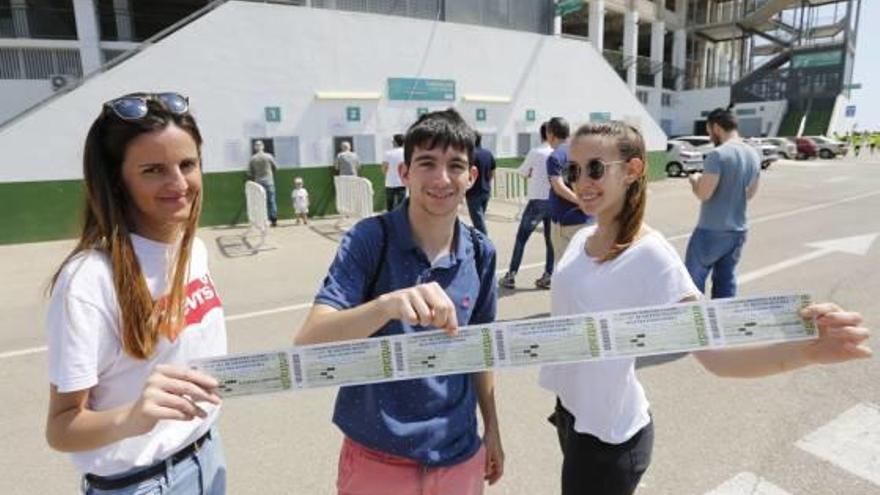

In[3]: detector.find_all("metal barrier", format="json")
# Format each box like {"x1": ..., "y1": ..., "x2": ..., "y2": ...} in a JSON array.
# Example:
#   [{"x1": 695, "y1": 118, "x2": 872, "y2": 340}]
[
  {"x1": 334, "y1": 176, "x2": 374, "y2": 226},
  {"x1": 243, "y1": 180, "x2": 268, "y2": 248},
  {"x1": 491, "y1": 168, "x2": 528, "y2": 220}
]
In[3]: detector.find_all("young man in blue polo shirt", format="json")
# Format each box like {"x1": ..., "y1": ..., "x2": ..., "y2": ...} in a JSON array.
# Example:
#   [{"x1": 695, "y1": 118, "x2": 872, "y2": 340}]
[{"x1": 296, "y1": 109, "x2": 504, "y2": 495}]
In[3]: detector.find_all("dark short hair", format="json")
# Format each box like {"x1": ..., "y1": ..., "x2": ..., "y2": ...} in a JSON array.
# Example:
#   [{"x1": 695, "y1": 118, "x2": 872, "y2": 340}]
[
  {"x1": 539, "y1": 122, "x2": 548, "y2": 142},
  {"x1": 474, "y1": 131, "x2": 482, "y2": 148},
  {"x1": 393, "y1": 133, "x2": 404, "y2": 147},
  {"x1": 706, "y1": 107, "x2": 737, "y2": 131},
  {"x1": 404, "y1": 108, "x2": 475, "y2": 165},
  {"x1": 547, "y1": 116, "x2": 570, "y2": 140}
]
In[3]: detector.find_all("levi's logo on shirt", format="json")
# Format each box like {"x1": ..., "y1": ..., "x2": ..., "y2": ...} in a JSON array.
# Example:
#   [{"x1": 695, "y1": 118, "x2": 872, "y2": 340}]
[{"x1": 157, "y1": 275, "x2": 223, "y2": 342}]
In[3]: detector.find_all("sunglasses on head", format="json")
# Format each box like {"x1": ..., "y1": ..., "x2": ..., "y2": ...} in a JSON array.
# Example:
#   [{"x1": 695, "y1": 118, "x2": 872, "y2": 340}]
[
  {"x1": 565, "y1": 158, "x2": 628, "y2": 184},
  {"x1": 103, "y1": 92, "x2": 189, "y2": 121}
]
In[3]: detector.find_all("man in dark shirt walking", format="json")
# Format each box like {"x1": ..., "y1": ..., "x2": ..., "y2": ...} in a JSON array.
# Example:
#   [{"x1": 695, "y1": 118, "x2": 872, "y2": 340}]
[{"x1": 466, "y1": 133, "x2": 496, "y2": 235}]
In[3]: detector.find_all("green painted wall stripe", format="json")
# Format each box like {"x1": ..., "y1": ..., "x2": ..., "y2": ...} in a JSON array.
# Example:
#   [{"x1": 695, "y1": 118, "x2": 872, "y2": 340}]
[{"x1": 0, "y1": 151, "x2": 668, "y2": 245}]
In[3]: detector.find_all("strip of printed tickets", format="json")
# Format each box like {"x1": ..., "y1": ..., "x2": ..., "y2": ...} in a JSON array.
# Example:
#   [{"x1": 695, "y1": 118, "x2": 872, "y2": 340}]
[{"x1": 191, "y1": 293, "x2": 817, "y2": 398}]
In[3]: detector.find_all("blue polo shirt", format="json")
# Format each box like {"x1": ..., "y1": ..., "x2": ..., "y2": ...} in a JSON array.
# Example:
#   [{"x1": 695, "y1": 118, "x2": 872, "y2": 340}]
[
  {"x1": 546, "y1": 143, "x2": 591, "y2": 225},
  {"x1": 313, "y1": 200, "x2": 497, "y2": 466}
]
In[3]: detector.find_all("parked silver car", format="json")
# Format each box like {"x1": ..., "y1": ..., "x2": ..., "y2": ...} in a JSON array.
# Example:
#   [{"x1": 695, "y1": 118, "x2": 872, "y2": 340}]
[
  {"x1": 666, "y1": 140, "x2": 704, "y2": 177},
  {"x1": 761, "y1": 137, "x2": 797, "y2": 160},
  {"x1": 806, "y1": 136, "x2": 848, "y2": 159},
  {"x1": 672, "y1": 135, "x2": 714, "y2": 157},
  {"x1": 746, "y1": 138, "x2": 780, "y2": 170}
]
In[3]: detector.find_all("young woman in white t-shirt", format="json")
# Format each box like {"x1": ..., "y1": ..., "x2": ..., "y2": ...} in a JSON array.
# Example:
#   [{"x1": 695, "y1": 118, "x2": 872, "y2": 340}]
[
  {"x1": 539, "y1": 121, "x2": 872, "y2": 495},
  {"x1": 45, "y1": 93, "x2": 228, "y2": 494}
]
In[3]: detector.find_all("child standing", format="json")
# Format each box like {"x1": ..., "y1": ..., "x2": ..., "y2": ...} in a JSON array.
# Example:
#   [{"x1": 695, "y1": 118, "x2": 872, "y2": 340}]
[{"x1": 291, "y1": 176, "x2": 309, "y2": 225}]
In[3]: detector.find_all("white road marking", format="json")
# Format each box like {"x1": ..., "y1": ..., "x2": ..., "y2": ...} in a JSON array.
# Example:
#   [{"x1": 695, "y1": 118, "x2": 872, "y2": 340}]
[
  {"x1": 667, "y1": 189, "x2": 880, "y2": 242},
  {"x1": 225, "y1": 302, "x2": 313, "y2": 322},
  {"x1": 825, "y1": 176, "x2": 851, "y2": 184},
  {"x1": 737, "y1": 233, "x2": 878, "y2": 285},
  {"x1": 0, "y1": 346, "x2": 47, "y2": 359},
  {"x1": 796, "y1": 403, "x2": 880, "y2": 486},
  {"x1": 703, "y1": 472, "x2": 792, "y2": 495}
]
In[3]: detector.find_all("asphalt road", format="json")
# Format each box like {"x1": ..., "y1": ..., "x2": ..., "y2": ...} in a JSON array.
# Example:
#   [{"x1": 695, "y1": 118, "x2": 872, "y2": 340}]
[{"x1": 1, "y1": 155, "x2": 878, "y2": 494}]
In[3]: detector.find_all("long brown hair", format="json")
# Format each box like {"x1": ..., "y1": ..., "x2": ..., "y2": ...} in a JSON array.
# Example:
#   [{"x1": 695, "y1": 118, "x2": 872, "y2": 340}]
[
  {"x1": 572, "y1": 121, "x2": 648, "y2": 262},
  {"x1": 50, "y1": 97, "x2": 204, "y2": 359}
]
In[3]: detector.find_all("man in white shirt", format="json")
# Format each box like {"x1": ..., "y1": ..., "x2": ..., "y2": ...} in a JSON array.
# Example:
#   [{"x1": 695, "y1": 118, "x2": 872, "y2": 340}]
[
  {"x1": 382, "y1": 134, "x2": 406, "y2": 211},
  {"x1": 499, "y1": 122, "x2": 555, "y2": 289}
]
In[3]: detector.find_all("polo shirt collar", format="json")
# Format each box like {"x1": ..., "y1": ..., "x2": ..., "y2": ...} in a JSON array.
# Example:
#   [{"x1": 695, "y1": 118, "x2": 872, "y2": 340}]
[{"x1": 389, "y1": 199, "x2": 469, "y2": 268}]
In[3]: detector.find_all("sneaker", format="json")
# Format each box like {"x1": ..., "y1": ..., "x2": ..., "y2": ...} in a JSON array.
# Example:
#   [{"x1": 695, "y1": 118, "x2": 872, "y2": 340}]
[
  {"x1": 498, "y1": 272, "x2": 516, "y2": 289},
  {"x1": 534, "y1": 273, "x2": 552, "y2": 289}
]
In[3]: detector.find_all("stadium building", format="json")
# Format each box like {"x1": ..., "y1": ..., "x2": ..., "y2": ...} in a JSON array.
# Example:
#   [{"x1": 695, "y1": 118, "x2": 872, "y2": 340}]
[{"x1": 0, "y1": 0, "x2": 862, "y2": 243}]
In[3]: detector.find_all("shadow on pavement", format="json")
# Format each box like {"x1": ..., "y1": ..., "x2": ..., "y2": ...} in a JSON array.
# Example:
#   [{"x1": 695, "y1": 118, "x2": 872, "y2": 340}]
[
  {"x1": 498, "y1": 285, "x2": 551, "y2": 300},
  {"x1": 215, "y1": 233, "x2": 276, "y2": 258},
  {"x1": 635, "y1": 352, "x2": 689, "y2": 369},
  {"x1": 308, "y1": 223, "x2": 347, "y2": 244}
]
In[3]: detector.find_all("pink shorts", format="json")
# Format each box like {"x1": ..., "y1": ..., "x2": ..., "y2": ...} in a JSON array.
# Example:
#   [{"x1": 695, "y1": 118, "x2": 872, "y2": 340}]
[{"x1": 337, "y1": 437, "x2": 486, "y2": 495}]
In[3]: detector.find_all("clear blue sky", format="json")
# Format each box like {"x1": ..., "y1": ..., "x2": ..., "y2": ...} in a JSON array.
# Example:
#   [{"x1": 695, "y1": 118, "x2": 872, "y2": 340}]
[{"x1": 851, "y1": 1, "x2": 877, "y2": 130}]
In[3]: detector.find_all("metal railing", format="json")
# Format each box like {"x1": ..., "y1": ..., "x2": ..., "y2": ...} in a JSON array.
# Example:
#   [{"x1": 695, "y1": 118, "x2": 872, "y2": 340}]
[{"x1": 491, "y1": 168, "x2": 528, "y2": 220}]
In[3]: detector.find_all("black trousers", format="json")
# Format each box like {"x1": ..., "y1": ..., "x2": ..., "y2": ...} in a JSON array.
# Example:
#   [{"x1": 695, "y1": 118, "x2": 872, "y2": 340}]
[
  {"x1": 551, "y1": 399, "x2": 654, "y2": 495},
  {"x1": 385, "y1": 187, "x2": 406, "y2": 212}
]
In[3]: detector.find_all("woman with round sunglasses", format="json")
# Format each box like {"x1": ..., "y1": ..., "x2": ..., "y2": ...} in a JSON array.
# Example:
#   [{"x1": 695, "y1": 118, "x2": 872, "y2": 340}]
[
  {"x1": 538, "y1": 121, "x2": 872, "y2": 495},
  {"x1": 45, "y1": 93, "x2": 227, "y2": 494}
]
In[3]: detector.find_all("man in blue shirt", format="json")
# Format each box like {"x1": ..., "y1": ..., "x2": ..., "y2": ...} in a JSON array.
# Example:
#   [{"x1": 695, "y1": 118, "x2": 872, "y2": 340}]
[
  {"x1": 296, "y1": 109, "x2": 504, "y2": 493},
  {"x1": 685, "y1": 107, "x2": 761, "y2": 298},
  {"x1": 546, "y1": 117, "x2": 592, "y2": 261},
  {"x1": 466, "y1": 132, "x2": 496, "y2": 235}
]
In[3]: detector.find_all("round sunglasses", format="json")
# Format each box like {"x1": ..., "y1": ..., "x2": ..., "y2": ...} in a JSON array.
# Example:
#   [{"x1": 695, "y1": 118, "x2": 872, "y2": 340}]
[
  {"x1": 565, "y1": 158, "x2": 628, "y2": 184},
  {"x1": 103, "y1": 92, "x2": 189, "y2": 120}
]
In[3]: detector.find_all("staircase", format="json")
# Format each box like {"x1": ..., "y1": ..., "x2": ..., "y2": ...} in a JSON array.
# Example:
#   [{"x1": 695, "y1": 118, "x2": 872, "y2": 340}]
[{"x1": 777, "y1": 98, "x2": 835, "y2": 136}]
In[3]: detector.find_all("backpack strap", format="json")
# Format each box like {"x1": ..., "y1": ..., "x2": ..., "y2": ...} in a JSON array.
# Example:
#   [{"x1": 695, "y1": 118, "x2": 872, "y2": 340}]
[
  {"x1": 467, "y1": 225, "x2": 484, "y2": 277},
  {"x1": 364, "y1": 215, "x2": 389, "y2": 301}
]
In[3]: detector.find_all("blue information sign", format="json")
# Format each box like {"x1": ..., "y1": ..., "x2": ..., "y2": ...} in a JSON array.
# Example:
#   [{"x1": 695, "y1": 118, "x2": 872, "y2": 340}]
[
  {"x1": 346, "y1": 106, "x2": 361, "y2": 122},
  {"x1": 388, "y1": 78, "x2": 455, "y2": 101},
  {"x1": 526, "y1": 109, "x2": 536, "y2": 122},
  {"x1": 265, "y1": 106, "x2": 281, "y2": 123},
  {"x1": 846, "y1": 105, "x2": 856, "y2": 118},
  {"x1": 476, "y1": 108, "x2": 487, "y2": 122}
]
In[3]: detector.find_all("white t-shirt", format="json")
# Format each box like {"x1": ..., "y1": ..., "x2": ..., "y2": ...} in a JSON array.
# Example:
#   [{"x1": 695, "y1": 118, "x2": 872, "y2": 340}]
[
  {"x1": 383, "y1": 147, "x2": 405, "y2": 188},
  {"x1": 292, "y1": 187, "x2": 309, "y2": 213},
  {"x1": 517, "y1": 143, "x2": 553, "y2": 201},
  {"x1": 46, "y1": 234, "x2": 227, "y2": 476},
  {"x1": 539, "y1": 225, "x2": 699, "y2": 444}
]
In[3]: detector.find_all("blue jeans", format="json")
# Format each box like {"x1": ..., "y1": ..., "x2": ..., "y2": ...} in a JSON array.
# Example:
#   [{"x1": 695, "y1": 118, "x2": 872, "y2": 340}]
[
  {"x1": 258, "y1": 180, "x2": 278, "y2": 222},
  {"x1": 466, "y1": 194, "x2": 489, "y2": 235},
  {"x1": 508, "y1": 199, "x2": 553, "y2": 275},
  {"x1": 83, "y1": 428, "x2": 226, "y2": 495},
  {"x1": 684, "y1": 228, "x2": 747, "y2": 299}
]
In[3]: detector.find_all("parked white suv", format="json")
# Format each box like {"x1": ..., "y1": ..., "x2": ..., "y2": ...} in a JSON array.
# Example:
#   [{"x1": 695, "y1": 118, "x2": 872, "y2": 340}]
[{"x1": 665, "y1": 140, "x2": 704, "y2": 177}]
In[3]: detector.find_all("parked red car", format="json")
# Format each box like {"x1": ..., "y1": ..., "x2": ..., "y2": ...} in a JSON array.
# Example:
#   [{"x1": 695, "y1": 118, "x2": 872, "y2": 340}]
[{"x1": 793, "y1": 137, "x2": 819, "y2": 160}]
